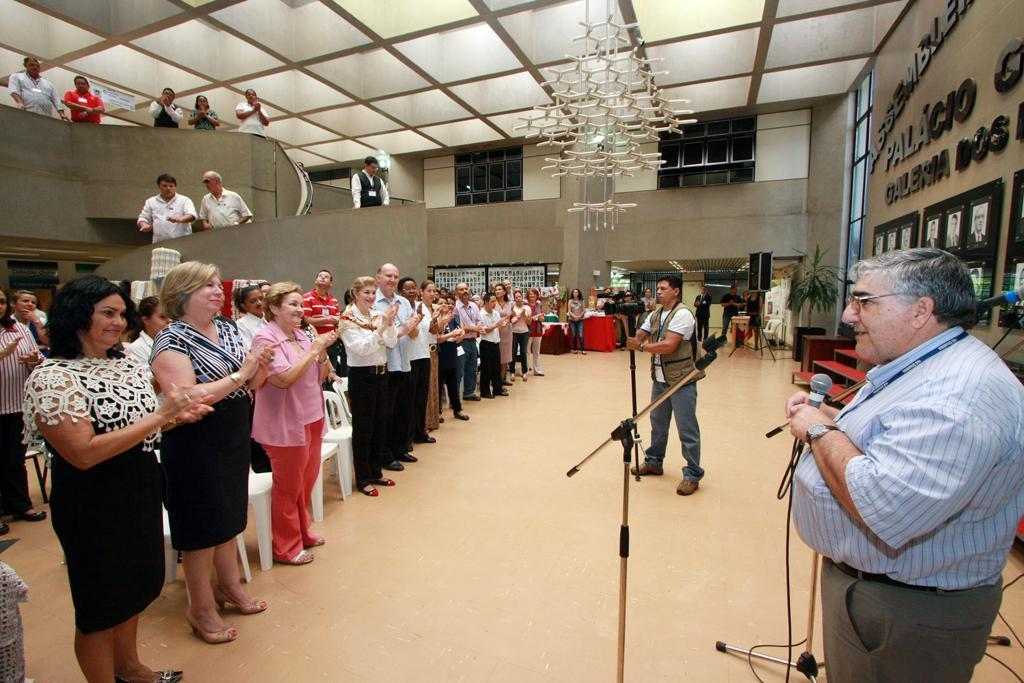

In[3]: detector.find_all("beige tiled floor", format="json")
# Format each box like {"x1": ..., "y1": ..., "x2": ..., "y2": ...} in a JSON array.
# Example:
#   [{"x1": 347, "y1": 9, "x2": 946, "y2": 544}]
[{"x1": 9, "y1": 348, "x2": 1024, "y2": 681}]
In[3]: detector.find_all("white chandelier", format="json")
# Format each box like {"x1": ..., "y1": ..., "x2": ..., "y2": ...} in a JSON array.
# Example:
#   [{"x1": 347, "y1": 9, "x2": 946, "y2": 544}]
[{"x1": 516, "y1": 0, "x2": 696, "y2": 230}]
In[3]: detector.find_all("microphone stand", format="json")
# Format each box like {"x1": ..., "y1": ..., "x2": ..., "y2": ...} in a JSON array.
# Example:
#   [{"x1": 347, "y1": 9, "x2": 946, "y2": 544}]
[{"x1": 567, "y1": 333, "x2": 727, "y2": 683}]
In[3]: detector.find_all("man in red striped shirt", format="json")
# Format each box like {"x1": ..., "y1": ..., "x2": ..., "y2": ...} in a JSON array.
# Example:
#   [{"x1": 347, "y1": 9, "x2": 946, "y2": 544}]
[{"x1": 303, "y1": 269, "x2": 343, "y2": 377}]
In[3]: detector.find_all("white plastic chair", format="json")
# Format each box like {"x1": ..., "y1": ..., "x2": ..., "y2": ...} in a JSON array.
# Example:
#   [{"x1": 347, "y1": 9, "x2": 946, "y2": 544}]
[
  {"x1": 163, "y1": 509, "x2": 251, "y2": 584},
  {"x1": 331, "y1": 378, "x2": 352, "y2": 422},
  {"x1": 247, "y1": 470, "x2": 274, "y2": 571},
  {"x1": 322, "y1": 391, "x2": 354, "y2": 499},
  {"x1": 311, "y1": 441, "x2": 340, "y2": 522}
]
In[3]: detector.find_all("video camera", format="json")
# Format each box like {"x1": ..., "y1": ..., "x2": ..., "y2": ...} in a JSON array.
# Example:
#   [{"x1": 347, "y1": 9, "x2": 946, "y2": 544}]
[{"x1": 605, "y1": 300, "x2": 645, "y2": 317}]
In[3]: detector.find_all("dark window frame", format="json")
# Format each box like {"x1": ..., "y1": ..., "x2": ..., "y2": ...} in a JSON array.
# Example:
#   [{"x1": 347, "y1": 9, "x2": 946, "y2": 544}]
[
  {"x1": 658, "y1": 116, "x2": 757, "y2": 189},
  {"x1": 455, "y1": 146, "x2": 524, "y2": 205}
]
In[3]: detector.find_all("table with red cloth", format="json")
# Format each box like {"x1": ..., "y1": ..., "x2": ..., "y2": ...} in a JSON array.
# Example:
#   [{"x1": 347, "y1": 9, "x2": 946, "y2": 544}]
[
  {"x1": 541, "y1": 322, "x2": 569, "y2": 355},
  {"x1": 584, "y1": 316, "x2": 616, "y2": 352}
]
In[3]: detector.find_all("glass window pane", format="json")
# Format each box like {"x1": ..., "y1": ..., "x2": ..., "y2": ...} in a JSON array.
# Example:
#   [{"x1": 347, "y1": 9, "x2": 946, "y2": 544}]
[
  {"x1": 681, "y1": 172, "x2": 704, "y2": 187},
  {"x1": 661, "y1": 144, "x2": 679, "y2": 168},
  {"x1": 472, "y1": 192, "x2": 487, "y2": 204},
  {"x1": 456, "y1": 194, "x2": 471, "y2": 206},
  {"x1": 706, "y1": 139, "x2": 728, "y2": 164},
  {"x1": 849, "y1": 160, "x2": 864, "y2": 222},
  {"x1": 506, "y1": 189, "x2": 522, "y2": 201},
  {"x1": 455, "y1": 153, "x2": 471, "y2": 165},
  {"x1": 471, "y1": 152, "x2": 487, "y2": 163},
  {"x1": 488, "y1": 190, "x2": 505, "y2": 202},
  {"x1": 731, "y1": 136, "x2": 753, "y2": 161},
  {"x1": 506, "y1": 160, "x2": 522, "y2": 188},
  {"x1": 488, "y1": 150, "x2": 506, "y2": 161},
  {"x1": 683, "y1": 142, "x2": 704, "y2": 166},
  {"x1": 683, "y1": 123, "x2": 705, "y2": 137},
  {"x1": 730, "y1": 168, "x2": 753, "y2": 183},
  {"x1": 506, "y1": 147, "x2": 523, "y2": 158},
  {"x1": 732, "y1": 118, "x2": 756, "y2": 133},
  {"x1": 705, "y1": 170, "x2": 729, "y2": 185},
  {"x1": 855, "y1": 117, "x2": 868, "y2": 158},
  {"x1": 456, "y1": 167, "x2": 471, "y2": 194},
  {"x1": 707, "y1": 120, "x2": 730, "y2": 136},
  {"x1": 489, "y1": 163, "x2": 504, "y2": 190},
  {"x1": 473, "y1": 165, "x2": 488, "y2": 191},
  {"x1": 658, "y1": 174, "x2": 680, "y2": 189}
]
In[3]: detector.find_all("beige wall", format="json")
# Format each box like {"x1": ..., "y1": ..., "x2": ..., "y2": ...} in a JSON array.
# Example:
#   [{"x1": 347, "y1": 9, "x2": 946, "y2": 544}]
[
  {"x1": 866, "y1": 0, "x2": 1024, "y2": 346},
  {"x1": 0, "y1": 105, "x2": 304, "y2": 244}
]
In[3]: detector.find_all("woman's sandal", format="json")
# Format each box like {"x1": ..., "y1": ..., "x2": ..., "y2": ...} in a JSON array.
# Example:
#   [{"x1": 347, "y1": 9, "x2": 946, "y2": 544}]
[
  {"x1": 361, "y1": 485, "x2": 379, "y2": 497},
  {"x1": 213, "y1": 586, "x2": 268, "y2": 615},
  {"x1": 185, "y1": 609, "x2": 236, "y2": 644},
  {"x1": 115, "y1": 670, "x2": 184, "y2": 683},
  {"x1": 304, "y1": 536, "x2": 326, "y2": 549},
  {"x1": 275, "y1": 550, "x2": 314, "y2": 565},
  {"x1": 373, "y1": 478, "x2": 396, "y2": 487}
]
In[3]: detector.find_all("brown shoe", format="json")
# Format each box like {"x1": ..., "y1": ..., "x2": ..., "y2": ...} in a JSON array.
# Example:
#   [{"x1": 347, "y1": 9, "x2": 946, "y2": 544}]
[
  {"x1": 676, "y1": 480, "x2": 699, "y2": 496},
  {"x1": 630, "y1": 462, "x2": 663, "y2": 476}
]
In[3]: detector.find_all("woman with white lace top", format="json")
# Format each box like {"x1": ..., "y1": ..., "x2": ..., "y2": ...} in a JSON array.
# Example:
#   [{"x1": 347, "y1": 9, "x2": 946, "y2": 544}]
[
  {"x1": 23, "y1": 276, "x2": 209, "y2": 683},
  {"x1": 339, "y1": 276, "x2": 398, "y2": 497}
]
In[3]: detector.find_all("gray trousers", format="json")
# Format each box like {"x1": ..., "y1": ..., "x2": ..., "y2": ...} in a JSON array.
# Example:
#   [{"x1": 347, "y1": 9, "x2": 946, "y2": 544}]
[
  {"x1": 643, "y1": 380, "x2": 702, "y2": 481},
  {"x1": 821, "y1": 560, "x2": 1001, "y2": 683}
]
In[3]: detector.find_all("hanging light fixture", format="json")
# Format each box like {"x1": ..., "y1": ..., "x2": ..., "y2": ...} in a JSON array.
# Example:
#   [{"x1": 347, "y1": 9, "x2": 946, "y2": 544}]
[{"x1": 517, "y1": 0, "x2": 697, "y2": 230}]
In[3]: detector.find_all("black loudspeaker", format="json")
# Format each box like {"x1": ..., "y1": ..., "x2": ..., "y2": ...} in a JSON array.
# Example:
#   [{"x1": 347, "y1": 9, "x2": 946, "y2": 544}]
[{"x1": 748, "y1": 252, "x2": 773, "y2": 292}]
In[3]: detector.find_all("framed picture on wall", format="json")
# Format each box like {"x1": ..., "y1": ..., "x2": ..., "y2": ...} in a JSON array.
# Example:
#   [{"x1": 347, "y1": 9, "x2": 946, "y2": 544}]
[
  {"x1": 899, "y1": 222, "x2": 915, "y2": 250},
  {"x1": 874, "y1": 234, "x2": 884, "y2": 256},
  {"x1": 944, "y1": 206, "x2": 963, "y2": 251},
  {"x1": 965, "y1": 257, "x2": 996, "y2": 325},
  {"x1": 924, "y1": 215, "x2": 941, "y2": 247},
  {"x1": 968, "y1": 197, "x2": 991, "y2": 248},
  {"x1": 886, "y1": 229, "x2": 898, "y2": 253},
  {"x1": 1001, "y1": 170, "x2": 1024, "y2": 327},
  {"x1": 1014, "y1": 171, "x2": 1024, "y2": 243}
]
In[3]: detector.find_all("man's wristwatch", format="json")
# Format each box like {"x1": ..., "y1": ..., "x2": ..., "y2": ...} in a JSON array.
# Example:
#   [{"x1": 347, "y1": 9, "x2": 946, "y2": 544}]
[
  {"x1": 807, "y1": 423, "x2": 841, "y2": 443},
  {"x1": 639, "y1": 341, "x2": 647, "y2": 352}
]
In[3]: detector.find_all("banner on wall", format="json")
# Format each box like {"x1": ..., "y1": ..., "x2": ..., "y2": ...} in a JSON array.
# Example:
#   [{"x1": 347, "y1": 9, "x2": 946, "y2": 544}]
[
  {"x1": 432, "y1": 265, "x2": 546, "y2": 293},
  {"x1": 92, "y1": 84, "x2": 136, "y2": 111}
]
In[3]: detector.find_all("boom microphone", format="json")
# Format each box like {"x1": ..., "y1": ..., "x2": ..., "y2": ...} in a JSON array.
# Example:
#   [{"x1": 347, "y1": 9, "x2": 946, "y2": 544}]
[
  {"x1": 977, "y1": 287, "x2": 1024, "y2": 311},
  {"x1": 807, "y1": 374, "x2": 833, "y2": 409}
]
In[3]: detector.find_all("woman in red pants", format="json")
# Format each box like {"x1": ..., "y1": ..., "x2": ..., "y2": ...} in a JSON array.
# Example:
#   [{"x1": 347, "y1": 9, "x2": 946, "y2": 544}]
[{"x1": 251, "y1": 282, "x2": 336, "y2": 566}]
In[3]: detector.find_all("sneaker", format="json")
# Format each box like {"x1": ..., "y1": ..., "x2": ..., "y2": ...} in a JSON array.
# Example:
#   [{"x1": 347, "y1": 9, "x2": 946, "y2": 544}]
[
  {"x1": 630, "y1": 462, "x2": 663, "y2": 476},
  {"x1": 676, "y1": 480, "x2": 699, "y2": 496}
]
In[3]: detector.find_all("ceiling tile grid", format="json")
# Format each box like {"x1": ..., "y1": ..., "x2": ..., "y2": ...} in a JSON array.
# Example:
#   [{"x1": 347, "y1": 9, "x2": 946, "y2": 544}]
[{"x1": 0, "y1": 0, "x2": 906, "y2": 167}]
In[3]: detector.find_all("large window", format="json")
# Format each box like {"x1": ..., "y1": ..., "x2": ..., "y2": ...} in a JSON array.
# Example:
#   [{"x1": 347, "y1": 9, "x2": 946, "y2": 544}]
[
  {"x1": 844, "y1": 71, "x2": 874, "y2": 299},
  {"x1": 455, "y1": 147, "x2": 523, "y2": 206},
  {"x1": 657, "y1": 117, "x2": 756, "y2": 189}
]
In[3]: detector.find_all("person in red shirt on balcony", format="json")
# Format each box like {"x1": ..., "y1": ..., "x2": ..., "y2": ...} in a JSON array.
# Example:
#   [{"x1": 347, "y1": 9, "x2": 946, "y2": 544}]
[{"x1": 63, "y1": 75, "x2": 104, "y2": 124}]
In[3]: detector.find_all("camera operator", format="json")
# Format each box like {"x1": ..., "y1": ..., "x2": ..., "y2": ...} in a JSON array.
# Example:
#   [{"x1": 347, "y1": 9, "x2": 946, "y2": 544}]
[
  {"x1": 786, "y1": 249, "x2": 1024, "y2": 683},
  {"x1": 626, "y1": 275, "x2": 704, "y2": 496}
]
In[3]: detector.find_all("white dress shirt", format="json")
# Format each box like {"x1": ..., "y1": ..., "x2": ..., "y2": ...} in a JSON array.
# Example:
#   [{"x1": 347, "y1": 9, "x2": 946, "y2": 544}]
[
  {"x1": 148, "y1": 100, "x2": 184, "y2": 124},
  {"x1": 351, "y1": 171, "x2": 390, "y2": 208},
  {"x1": 9, "y1": 72, "x2": 62, "y2": 117},
  {"x1": 639, "y1": 305, "x2": 696, "y2": 384},
  {"x1": 406, "y1": 305, "x2": 432, "y2": 362},
  {"x1": 124, "y1": 332, "x2": 154, "y2": 377},
  {"x1": 137, "y1": 193, "x2": 197, "y2": 243},
  {"x1": 480, "y1": 308, "x2": 501, "y2": 343},
  {"x1": 235, "y1": 102, "x2": 267, "y2": 136}
]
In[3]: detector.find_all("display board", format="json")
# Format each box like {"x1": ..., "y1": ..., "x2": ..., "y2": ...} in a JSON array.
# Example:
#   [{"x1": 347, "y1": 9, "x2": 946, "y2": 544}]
[
  {"x1": 999, "y1": 169, "x2": 1024, "y2": 329},
  {"x1": 924, "y1": 178, "x2": 1004, "y2": 324},
  {"x1": 431, "y1": 265, "x2": 546, "y2": 293},
  {"x1": 871, "y1": 211, "x2": 919, "y2": 256}
]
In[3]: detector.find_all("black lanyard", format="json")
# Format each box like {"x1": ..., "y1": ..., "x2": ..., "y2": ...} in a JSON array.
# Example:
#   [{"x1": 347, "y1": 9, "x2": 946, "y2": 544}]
[
  {"x1": 838, "y1": 330, "x2": 968, "y2": 420},
  {"x1": 654, "y1": 304, "x2": 681, "y2": 343}
]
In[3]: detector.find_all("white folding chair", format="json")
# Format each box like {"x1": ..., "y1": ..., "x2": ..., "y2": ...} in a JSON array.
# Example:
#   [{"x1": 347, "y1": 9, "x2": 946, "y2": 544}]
[
  {"x1": 163, "y1": 509, "x2": 250, "y2": 584},
  {"x1": 247, "y1": 470, "x2": 273, "y2": 571},
  {"x1": 322, "y1": 391, "x2": 354, "y2": 499},
  {"x1": 331, "y1": 378, "x2": 352, "y2": 422}
]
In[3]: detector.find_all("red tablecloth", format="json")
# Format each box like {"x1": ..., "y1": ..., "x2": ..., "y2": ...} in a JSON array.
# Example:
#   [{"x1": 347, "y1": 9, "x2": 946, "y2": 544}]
[
  {"x1": 541, "y1": 324, "x2": 569, "y2": 355},
  {"x1": 584, "y1": 316, "x2": 616, "y2": 352}
]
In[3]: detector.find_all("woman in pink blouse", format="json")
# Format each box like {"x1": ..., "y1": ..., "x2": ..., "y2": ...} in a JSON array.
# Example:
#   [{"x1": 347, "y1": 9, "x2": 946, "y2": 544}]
[{"x1": 250, "y1": 283, "x2": 337, "y2": 566}]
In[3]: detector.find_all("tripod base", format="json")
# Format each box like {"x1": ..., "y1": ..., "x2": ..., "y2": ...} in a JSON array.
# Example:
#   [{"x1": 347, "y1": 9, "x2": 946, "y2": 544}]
[
  {"x1": 728, "y1": 324, "x2": 776, "y2": 361},
  {"x1": 716, "y1": 641, "x2": 822, "y2": 681}
]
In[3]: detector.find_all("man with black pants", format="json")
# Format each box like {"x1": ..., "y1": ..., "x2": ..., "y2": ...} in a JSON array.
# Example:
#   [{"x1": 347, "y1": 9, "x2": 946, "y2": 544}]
[
  {"x1": 374, "y1": 263, "x2": 422, "y2": 471},
  {"x1": 352, "y1": 156, "x2": 390, "y2": 208},
  {"x1": 720, "y1": 285, "x2": 742, "y2": 341},
  {"x1": 693, "y1": 286, "x2": 712, "y2": 341}
]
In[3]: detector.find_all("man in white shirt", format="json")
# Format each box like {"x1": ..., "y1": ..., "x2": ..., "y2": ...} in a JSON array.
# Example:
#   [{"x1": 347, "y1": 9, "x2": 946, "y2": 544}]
[
  {"x1": 235, "y1": 89, "x2": 269, "y2": 137},
  {"x1": 148, "y1": 88, "x2": 184, "y2": 128},
  {"x1": 626, "y1": 275, "x2": 704, "y2": 496},
  {"x1": 136, "y1": 173, "x2": 197, "y2": 243},
  {"x1": 8, "y1": 57, "x2": 67, "y2": 121},
  {"x1": 351, "y1": 156, "x2": 390, "y2": 208},
  {"x1": 198, "y1": 171, "x2": 253, "y2": 230}
]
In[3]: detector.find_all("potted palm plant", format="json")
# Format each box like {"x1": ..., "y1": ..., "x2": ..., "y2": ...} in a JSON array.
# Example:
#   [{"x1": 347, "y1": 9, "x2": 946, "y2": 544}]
[{"x1": 788, "y1": 245, "x2": 841, "y2": 361}]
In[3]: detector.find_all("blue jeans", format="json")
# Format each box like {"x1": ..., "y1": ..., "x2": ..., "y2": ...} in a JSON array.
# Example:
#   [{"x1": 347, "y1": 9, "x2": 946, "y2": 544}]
[
  {"x1": 644, "y1": 380, "x2": 703, "y2": 481},
  {"x1": 568, "y1": 320, "x2": 585, "y2": 350},
  {"x1": 458, "y1": 338, "x2": 479, "y2": 398}
]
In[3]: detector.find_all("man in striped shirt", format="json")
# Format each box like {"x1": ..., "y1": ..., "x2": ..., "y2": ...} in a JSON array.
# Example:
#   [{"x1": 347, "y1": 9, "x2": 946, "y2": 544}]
[{"x1": 786, "y1": 248, "x2": 1024, "y2": 683}]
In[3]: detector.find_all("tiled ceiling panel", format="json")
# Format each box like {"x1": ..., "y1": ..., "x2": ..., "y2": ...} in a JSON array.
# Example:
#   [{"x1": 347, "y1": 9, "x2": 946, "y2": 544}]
[
  {"x1": 757, "y1": 58, "x2": 868, "y2": 103},
  {"x1": 498, "y1": 0, "x2": 625, "y2": 66},
  {"x1": 333, "y1": 0, "x2": 478, "y2": 39},
  {"x1": 306, "y1": 104, "x2": 401, "y2": 137},
  {"x1": 394, "y1": 23, "x2": 521, "y2": 83},
  {"x1": 766, "y1": 3, "x2": 900, "y2": 69},
  {"x1": 131, "y1": 20, "x2": 283, "y2": 82},
  {"x1": 373, "y1": 89, "x2": 471, "y2": 127},
  {"x1": 449, "y1": 72, "x2": 549, "y2": 115},
  {"x1": 632, "y1": 0, "x2": 765, "y2": 43},
  {"x1": 307, "y1": 48, "x2": 430, "y2": 99},
  {"x1": 646, "y1": 29, "x2": 760, "y2": 86}
]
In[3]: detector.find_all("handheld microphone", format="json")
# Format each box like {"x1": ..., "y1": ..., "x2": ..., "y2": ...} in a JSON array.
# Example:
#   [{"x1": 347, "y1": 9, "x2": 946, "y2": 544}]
[
  {"x1": 977, "y1": 287, "x2": 1024, "y2": 311},
  {"x1": 807, "y1": 374, "x2": 833, "y2": 409}
]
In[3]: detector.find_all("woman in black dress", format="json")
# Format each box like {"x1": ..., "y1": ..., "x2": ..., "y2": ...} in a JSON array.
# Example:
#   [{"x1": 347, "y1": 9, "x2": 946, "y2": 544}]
[
  {"x1": 23, "y1": 276, "x2": 208, "y2": 682},
  {"x1": 151, "y1": 262, "x2": 274, "y2": 645}
]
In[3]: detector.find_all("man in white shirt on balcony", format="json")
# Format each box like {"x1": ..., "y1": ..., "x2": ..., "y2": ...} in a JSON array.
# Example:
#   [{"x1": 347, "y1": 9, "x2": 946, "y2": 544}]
[
  {"x1": 198, "y1": 171, "x2": 253, "y2": 230},
  {"x1": 8, "y1": 56, "x2": 68, "y2": 121},
  {"x1": 148, "y1": 87, "x2": 184, "y2": 128},
  {"x1": 137, "y1": 173, "x2": 196, "y2": 243},
  {"x1": 351, "y1": 156, "x2": 390, "y2": 208}
]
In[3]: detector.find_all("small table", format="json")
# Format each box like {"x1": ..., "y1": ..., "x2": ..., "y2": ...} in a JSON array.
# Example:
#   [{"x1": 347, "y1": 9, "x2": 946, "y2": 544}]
[
  {"x1": 541, "y1": 323, "x2": 569, "y2": 355},
  {"x1": 584, "y1": 316, "x2": 616, "y2": 352}
]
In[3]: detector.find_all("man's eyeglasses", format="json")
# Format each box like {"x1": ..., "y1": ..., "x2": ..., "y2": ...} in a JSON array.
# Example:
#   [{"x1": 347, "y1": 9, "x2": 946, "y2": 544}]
[
  {"x1": 846, "y1": 293, "x2": 901, "y2": 310},
  {"x1": 202, "y1": 179, "x2": 213, "y2": 184}
]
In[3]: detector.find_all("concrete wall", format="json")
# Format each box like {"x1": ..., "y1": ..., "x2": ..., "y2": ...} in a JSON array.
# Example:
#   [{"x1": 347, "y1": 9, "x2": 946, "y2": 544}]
[
  {"x1": 96, "y1": 203, "x2": 428, "y2": 287},
  {"x1": 311, "y1": 183, "x2": 354, "y2": 212},
  {"x1": 866, "y1": 0, "x2": 1024, "y2": 347},
  {"x1": 0, "y1": 104, "x2": 304, "y2": 243}
]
